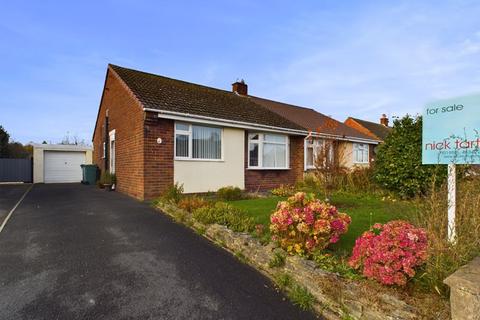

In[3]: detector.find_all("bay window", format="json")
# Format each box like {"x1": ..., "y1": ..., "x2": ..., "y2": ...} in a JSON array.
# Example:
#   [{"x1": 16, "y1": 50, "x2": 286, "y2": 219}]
[
  {"x1": 175, "y1": 122, "x2": 222, "y2": 160},
  {"x1": 248, "y1": 133, "x2": 289, "y2": 169},
  {"x1": 353, "y1": 143, "x2": 369, "y2": 164}
]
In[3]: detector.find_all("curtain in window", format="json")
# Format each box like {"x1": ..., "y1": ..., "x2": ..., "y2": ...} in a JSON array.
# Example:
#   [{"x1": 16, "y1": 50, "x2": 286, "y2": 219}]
[
  {"x1": 192, "y1": 125, "x2": 221, "y2": 159},
  {"x1": 275, "y1": 144, "x2": 286, "y2": 167},
  {"x1": 263, "y1": 143, "x2": 286, "y2": 167},
  {"x1": 306, "y1": 146, "x2": 314, "y2": 167},
  {"x1": 176, "y1": 134, "x2": 189, "y2": 157},
  {"x1": 249, "y1": 143, "x2": 259, "y2": 166},
  {"x1": 263, "y1": 143, "x2": 275, "y2": 167},
  {"x1": 354, "y1": 143, "x2": 368, "y2": 163}
]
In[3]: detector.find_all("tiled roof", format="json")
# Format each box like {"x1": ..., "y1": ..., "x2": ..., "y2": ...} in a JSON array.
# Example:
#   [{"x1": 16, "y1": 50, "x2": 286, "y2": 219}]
[
  {"x1": 250, "y1": 96, "x2": 377, "y2": 141},
  {"x1": 109, "y1": 65, "x2": 304, "y2": 131},
  {"x1": 348, "y1": 117, "x2": 392, "y2": 140},
  {"x1": 108, "y1": 64, "x2": 378, "y2": 142}
]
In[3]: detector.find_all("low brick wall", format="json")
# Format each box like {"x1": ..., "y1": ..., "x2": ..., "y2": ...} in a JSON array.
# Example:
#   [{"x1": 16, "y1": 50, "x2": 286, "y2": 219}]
[
  {"x1": 156, "y1": 203, "x2": 449, "y2": 319},
  {"x1": 444, "y1": 256, "x2": 480, "y2": 320}
]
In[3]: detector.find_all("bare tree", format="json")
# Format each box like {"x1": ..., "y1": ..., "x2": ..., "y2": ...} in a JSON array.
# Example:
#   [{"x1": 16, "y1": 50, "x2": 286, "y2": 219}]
[
  {"x1": 313, "y1": 139, "x2": 350, "y2": 200},
  {"x1": 60, "y1": 132, "x2": 88, "y2": 146}
]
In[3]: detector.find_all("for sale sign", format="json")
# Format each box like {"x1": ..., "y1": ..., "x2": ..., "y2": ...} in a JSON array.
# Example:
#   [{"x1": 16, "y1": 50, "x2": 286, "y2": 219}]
[{"x1": 422, "y1": 94, "x2": 480, "y2": 164}]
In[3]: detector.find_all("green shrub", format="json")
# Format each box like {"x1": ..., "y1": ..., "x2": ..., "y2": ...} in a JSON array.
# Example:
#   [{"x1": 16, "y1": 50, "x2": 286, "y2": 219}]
[
  {"x1": 271, "y1": 184, "x2": 295, "y2": 197},
  {"x1": 295, "y1": 174, "x2": 321, "y2": 193},
  {"x1": 171, "y1": 208, "x2": 188, "y2": 223},
  {"x1": 297, "y1": 162, "x2": 377, "y2": 198},
  {"x1": 99, "y1": 171, "x2": 116, "y2": 186},
  {"x1": 274, "y1": 273, "x2": 315, "y2": 311},
  {"x1": 315, "y1": 167, "x2": 378, "y2": 196},
  {"x1": 216, "y1": 186, "x2": 243, "y2": 201},
  {"x1": 275, "y1": 273, "x2": 292, "y2": 290},
  {"x1": 312, "y1": 253, "x2": 361, "y2": 280},
  {"x1": 343, "y1": 167, "x2": 376, "y2": 193},
  {"x1": 254, "y1": 224, "x2": 271, "y2": 245},
  {"x1": 374, "y1": 115, "x2": 446, "y2": 198},
  {"x1": 268, "y1": 251, "x2": 286, "y2": 268},
  {"x1": 192, "y1": 202, "x2": 255, "y2": 232},
  {"x1": 234, "y1": 250, "x2": 248, "y2": 263},
  {"x1": 160, "y1": 183, "x2": 184, "y2": 204},
  {"x1": 178, "y1": 196, "x2": 209, "y2": 212},
  {"x1": 288, "y1": 285, "x2": 315, "y2": 311}
]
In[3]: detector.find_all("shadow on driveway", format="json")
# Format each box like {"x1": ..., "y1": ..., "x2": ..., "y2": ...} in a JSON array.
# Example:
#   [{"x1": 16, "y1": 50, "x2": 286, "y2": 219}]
[{"x1": 0, "y1": 184, "x2": 319, "y2": 320}]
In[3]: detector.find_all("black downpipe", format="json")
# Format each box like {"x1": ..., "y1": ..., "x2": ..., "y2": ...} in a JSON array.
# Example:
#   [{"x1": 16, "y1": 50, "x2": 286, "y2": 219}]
[{"x1": 104, "y1": 115, "x2": 109, "y2": 172}]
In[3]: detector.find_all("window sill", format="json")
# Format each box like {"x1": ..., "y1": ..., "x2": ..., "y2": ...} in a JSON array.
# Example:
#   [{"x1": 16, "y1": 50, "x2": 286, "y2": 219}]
[
  {"x1": 175, "y1": 157, "x2": 224, "y2": 162},
  {"x1": 247, "y1": 167, "x2": 291, "y2": 170}
]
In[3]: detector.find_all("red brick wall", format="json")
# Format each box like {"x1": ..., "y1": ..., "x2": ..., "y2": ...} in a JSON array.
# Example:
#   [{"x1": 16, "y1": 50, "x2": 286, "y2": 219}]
[
  {"x1": 143, "y1": 114, "x2": 174, "y2": 200},
  {"x1": 92, "y1": 69, "x2": 145, "y2": 199},
  {"x1": 93, "y1": 69, "x2": 175, "y2": 200},
  {"x1": 244, "y1": 133, "x2": 304, "y2": 191}
]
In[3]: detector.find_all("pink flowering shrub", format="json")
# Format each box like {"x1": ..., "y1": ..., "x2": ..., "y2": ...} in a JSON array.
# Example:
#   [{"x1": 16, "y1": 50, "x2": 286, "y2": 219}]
[
  {"x1": 270, "y1": 192, "x2": 351, "y2": 255},
  {"x1": 349, "y1": 220, "x2": 428, "y2": 286}
]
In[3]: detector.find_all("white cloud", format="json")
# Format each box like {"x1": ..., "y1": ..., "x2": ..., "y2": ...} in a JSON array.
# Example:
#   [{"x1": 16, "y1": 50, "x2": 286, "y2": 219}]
[{"x1": 254, "y1": 1, "x2": 480, "y2": 123}]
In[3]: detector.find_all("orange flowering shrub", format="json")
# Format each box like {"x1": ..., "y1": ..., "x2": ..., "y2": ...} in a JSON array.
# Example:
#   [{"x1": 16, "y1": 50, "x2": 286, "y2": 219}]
[
  {"x1": 178, "y1": 196, "x2": 209, "y2": 213},
  {"x1": 270, "y1": 192, "x2": 351, "y2": 255}
]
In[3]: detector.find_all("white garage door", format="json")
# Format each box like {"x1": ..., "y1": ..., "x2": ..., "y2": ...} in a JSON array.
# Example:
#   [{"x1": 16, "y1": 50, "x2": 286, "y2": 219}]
[{"x1": 44, "y1": 151, "x2": 86, "y2": 183}]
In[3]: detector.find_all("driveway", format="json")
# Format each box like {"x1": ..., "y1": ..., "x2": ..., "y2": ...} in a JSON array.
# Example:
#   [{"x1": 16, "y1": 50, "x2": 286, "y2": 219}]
[
  {"x1": 0, "y1": 184, "x2": 317, "y2": 320},
  {"x1": 0, "y1": 183, "x2": 31, "y2": 222}
]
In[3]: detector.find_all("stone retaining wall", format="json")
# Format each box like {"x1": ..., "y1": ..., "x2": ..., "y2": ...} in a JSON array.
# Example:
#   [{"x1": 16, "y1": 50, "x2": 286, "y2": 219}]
[
  {"x1": 444, "y1": 256, "x2": 480, "y2": 320},
  {"x1": 157, "y1": 203, "x2": 448, "y2": 319}
]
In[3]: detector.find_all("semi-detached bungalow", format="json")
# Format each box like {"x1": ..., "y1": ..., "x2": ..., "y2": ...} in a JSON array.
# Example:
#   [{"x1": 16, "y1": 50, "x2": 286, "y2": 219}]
[{"x1": 92, "y1": 65, "x2": 379, "y2": 200}]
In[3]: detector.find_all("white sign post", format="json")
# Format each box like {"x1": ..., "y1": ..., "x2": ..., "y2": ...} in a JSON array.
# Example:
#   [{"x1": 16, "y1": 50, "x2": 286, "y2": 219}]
[
  {"x1": 422, "y1": 94, "x2": 480, "y2": 243},
  {"x1": 447, "y1": 164, "x2": 456, "y2": 243}
]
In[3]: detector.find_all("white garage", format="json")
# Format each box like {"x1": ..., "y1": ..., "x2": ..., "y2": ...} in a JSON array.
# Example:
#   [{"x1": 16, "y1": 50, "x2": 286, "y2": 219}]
[{"x1": 33, "y1": 144, "x2": 93, "y2": 183}]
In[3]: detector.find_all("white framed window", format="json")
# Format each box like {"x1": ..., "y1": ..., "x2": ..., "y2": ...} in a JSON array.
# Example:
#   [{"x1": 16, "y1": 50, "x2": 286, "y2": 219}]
[
  {"x1": 304, "y1": 138, "x2": 335, "y2": 170},
  {"x1": 248, "y1": 133, "x2": 289, "y2": 169},
  {"x1": 353, "y1": 143, "x2": 369, "y2": 164},
  {"x1": 305, "y1": 138, "x2": 323, "y2": 169},
  {"x1": 175, "y1": 122, "x2": 222, "y2": 160}
]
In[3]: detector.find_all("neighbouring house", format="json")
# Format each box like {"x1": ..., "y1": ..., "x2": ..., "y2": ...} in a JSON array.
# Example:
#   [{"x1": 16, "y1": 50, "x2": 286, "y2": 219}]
[
  {"x1": 249, "y1": 96, "x2": 380, "y2": 171},
  {"x1": 92, "y1": 64, "x2": 379, "y2": 200},
  {"x1": 344, "y1": 115, "x2": 392, "y2": 142}
]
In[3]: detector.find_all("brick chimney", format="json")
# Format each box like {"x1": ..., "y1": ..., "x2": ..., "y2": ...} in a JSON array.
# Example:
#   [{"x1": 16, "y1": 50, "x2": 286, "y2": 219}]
[
  {"x1": 380, "y1": 114, "x2": 389, "y2": 127},
  {"x1": 232, "y1": 79, "x2": 248, "y2": 95}
]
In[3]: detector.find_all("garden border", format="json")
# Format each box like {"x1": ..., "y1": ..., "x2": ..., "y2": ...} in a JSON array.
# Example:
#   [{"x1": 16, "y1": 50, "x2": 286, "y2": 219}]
[{"x1": 155, "y1": 202, "x2": 448, "y2": 319}]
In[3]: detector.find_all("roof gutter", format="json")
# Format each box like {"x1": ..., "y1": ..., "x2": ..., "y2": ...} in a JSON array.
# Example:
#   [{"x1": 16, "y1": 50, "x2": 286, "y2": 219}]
[{"x1": 143, "y1": 108, "x2": 379, "y2": 144}]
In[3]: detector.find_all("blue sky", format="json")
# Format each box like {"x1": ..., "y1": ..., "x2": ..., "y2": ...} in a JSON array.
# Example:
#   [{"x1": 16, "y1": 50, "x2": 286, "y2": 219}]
[{"x1": 2, "y1": 0, "x2": 480, "y2": 144}]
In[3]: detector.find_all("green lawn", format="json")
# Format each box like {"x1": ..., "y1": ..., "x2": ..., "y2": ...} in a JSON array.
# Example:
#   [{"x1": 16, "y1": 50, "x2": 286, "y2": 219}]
[
  {"x1": 226, "y1": 196, "x2": 285, "y2": 225},
  {"x1": 227, "y1": 192, "x2": 416, "y2": 255},
  {"x1": 328, "y1": 192, "x2": 415, "y2": 254}
]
